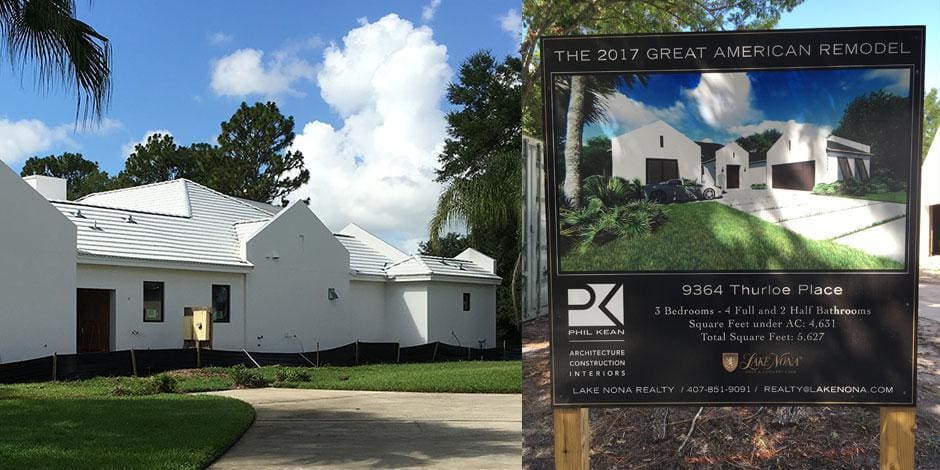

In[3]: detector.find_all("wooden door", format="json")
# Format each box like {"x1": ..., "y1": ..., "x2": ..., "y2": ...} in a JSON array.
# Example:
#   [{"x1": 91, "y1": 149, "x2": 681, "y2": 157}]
[{"x1": 77, "y1": 289, "x2": 111, "y2": 353}]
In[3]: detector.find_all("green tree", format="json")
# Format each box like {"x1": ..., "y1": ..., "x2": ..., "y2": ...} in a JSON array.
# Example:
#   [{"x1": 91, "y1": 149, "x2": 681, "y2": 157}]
[
  {"x1": 924, "y1": 88, "x2": 939, "y2": 160},
  {"x1": 418, "y1": 232, "x2": 470, "y2": 258},
  {"x1": 20, "y1": 152, "x2": 110, "y2": 199},
  {"x1": 834, "y1": 90, "x2": 911, "y2": 180},
  {"x1": 436, "y1": 51, "x2": 521, "y2": 182},
  {"x1": 735, "y1": 129, "x2": 783, "y2": 155},
  {"x1": 1, "y1": 0, "x2": 111, "y2": 120},
  {"x1": 217, "y1": 101, "x2": 309, "y2": 203},
  {"x1": 580, "y1": 135, "x2": 611, "y2": 178},
  {"x1": 116, "y1": 133, "x2": 201, "y2": 186}
]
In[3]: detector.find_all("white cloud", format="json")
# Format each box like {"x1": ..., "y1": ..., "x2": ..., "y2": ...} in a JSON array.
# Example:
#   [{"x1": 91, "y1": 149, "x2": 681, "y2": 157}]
[
  {"x1": 421, "y1": 0, "x2": 441, "y2": 22},
  {"x1": 684, "y1": 72, "x2": 755, "y2": 129},
  {"x1": 498, "y1": 9, "x2": 522, "y2": 41},
  {"x1": 210, "y1": 48, "x2": 316, "y2": 97},
  {"x1": 121, "y1": 129, "x2": 172, "y2": 160},
  {"x1": 288, "y1": 14, "x2": 451, "y2": 252},
  {"x1": 599, "y1": 93, "x2": 686, "y2": 133},
  {"x1": 0, "y1": 118, "x2": 75, "y2": 164},
  {"x1": 729, "y1": 119, "x2": 831, "y2": 140},
  {"x1": 863, "y1": 68, "x2": 910, "y2": 95},
  {"x1": 208, "y1": 31, "x2": 234, "y2": 45}
]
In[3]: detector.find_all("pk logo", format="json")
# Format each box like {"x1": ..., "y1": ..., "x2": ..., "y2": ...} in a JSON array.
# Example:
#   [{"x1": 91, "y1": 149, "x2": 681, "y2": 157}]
[{"x1": 567, "y1": 283, "x2": 624, "y2": 327}]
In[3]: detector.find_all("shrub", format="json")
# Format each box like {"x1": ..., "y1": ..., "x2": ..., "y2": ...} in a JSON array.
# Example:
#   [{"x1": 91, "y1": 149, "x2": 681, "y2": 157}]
[
  {"x1": 560, "y1": 197, "x2": 666, "y2": 253},
  {"x1": 230, "y1": 364, "x2": 269, "y2": 388},
  {"x1": 580, "y1": 175, "x2": 642, "y2": 207},
  {"x1": 750, "y1": 183, "x2": 767, "y2": 190},
  {"x1": 151, "y1": 373, "x2": 178, "y2": 393},
  {"x1": 273, "y1": 367, "x2": 311, "y2": 383}
]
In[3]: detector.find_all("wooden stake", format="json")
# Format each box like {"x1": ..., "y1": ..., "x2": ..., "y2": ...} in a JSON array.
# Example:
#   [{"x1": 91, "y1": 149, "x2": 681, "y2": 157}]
[
  {"x1": 130, "y1": 349, "x2": 138, "y2": 377},
  {"x1": 355, "y1": 340, "x2": 360, "y2": 365},
  {"x1": 880, "y1": 407, "x2": 915, "y2": 470},
  {"x1": 396, "y1": 343, "x2": 401, "y2": 363},
  {"x1": 316, "y1": 341, "x2": 320, "y2": 367},
  {"x1": 554, "y1": 407, "x2": 590, "y2": 470},
  {"x1": 196, "y1": 340, "x2": 202, "y2": 368},
  {"x1": 51, "y1": 353, "x2": 57, "y2": 382}
]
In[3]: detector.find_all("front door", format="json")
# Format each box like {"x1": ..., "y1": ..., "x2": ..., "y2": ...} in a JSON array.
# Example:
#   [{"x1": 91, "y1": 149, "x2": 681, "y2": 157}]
[
  {"x1": 77, "y1": 289, "x2": 112, "y2": 353},
  {"x1": 726, "y1": 165, "x2": 740, "y2": 189}
]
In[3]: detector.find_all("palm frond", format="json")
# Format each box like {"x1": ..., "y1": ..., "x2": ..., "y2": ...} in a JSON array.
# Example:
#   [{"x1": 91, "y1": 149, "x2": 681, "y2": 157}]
[{"x1": 2, "y1": 0, "x2": 111, "y2": 122}]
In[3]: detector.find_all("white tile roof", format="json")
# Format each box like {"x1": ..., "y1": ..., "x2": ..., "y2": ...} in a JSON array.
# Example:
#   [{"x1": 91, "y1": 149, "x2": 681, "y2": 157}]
[
  {"x1": 385, "y1": 255, "x2": 501, "y2": 281},
  {"x1": 50, "y1": 178, "x2": 498, "y2": 282}
]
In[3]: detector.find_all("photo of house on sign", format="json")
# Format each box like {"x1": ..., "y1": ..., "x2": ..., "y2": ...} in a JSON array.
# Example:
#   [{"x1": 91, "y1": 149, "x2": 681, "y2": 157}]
[{"x1": 554, "y1": 68, "x2": 914, "y2": 272}]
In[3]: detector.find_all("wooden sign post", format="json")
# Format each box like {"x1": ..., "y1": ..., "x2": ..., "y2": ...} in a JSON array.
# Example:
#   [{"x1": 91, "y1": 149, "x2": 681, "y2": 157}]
[
  {"x1": 554, "y1": 408, "x2": 590, "y2": 470},
  {"x1": 880, "y1": 407, "x2": 915, "y2": 470}
]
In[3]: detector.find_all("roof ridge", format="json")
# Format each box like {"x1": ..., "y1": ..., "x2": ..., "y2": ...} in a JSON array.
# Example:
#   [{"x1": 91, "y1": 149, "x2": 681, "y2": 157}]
[
  {"x1": 51, "y1": 200, "x2": 191, "y2": 218},
  {"x1": 77, "y1": 178, "x2": 184, "y2": 201}
]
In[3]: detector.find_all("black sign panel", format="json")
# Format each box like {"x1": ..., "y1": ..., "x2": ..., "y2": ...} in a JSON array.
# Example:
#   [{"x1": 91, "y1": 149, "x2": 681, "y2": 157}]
[{"x1": 541, "y1": 27, "x2": 924, "y2": 406}]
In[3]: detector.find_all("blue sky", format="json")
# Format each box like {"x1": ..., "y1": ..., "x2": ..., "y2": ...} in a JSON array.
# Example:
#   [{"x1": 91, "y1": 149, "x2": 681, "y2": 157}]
[
  {"x1": 0, "y1": 1, "x2": 520, "y2": 251},
  {"x1": 583, "y1": 67, "x2": 911, "y2": 143}
]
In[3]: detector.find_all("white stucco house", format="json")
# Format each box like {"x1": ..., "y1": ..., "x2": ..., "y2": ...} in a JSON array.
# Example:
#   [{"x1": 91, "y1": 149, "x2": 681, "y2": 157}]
[
  {"x1": 921, "y1": 135, "x2": 940, "y2": 269},
  {"x1": 611, "y1": 120, "x2": 702, "y2": 185},
  {"x1": 610, "y1": 120, "x2": 872, "y2": 191},
  {"x1": 0, "y1": 166, "x2": 499, "y2": 363}
]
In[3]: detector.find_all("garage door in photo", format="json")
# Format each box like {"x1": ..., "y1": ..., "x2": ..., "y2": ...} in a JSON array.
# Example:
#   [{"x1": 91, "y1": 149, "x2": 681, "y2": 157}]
[
  {"x1": 772, "y1": 161, "x2": 815, "y2": 190},
  {"x1": 646, "y1": 158, "x2": 679, "y2": 184}
]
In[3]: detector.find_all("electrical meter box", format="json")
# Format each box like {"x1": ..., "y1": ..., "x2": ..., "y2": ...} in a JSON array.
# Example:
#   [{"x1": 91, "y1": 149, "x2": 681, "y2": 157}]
[{"x1": 183, "y1": 307, "x2": 212, "y2": 342}]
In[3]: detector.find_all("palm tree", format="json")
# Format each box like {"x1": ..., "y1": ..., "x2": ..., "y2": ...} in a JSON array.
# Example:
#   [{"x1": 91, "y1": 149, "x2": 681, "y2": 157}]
[
  {"x1": 557, "y1": 74, "x2": 644, "y2": 207},
  {"x1": 429, "y1": 149, "x2": 522, "y2": 320},
  {"x1": 1, "y1": 0, "x2": 111, "y2": 120}
]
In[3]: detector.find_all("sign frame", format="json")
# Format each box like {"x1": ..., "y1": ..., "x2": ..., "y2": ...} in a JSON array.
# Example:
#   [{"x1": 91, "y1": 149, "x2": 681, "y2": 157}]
[{"x1": 541, "y1": 26, "x2": 926, "y2": 408}]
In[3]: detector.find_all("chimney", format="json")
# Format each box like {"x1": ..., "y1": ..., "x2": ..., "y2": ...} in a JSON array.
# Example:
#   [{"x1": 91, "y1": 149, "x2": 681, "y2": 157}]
[{"x1": 22, "y1": 175, "x2": 68, "y2": 200}]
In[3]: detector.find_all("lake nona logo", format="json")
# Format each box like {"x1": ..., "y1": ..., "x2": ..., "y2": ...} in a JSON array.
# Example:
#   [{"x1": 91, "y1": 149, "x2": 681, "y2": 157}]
[
  {"x1": 722, "y1": 352, "x2": 739, "y2": 372},
  {"x1": 567, "y1": 284, "x2": 624, "y2": 327}
]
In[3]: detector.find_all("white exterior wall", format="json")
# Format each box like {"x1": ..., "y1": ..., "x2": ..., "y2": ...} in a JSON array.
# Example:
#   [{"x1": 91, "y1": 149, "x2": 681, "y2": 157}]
[
  {"x1": 715, "y1": 142, "x2": 748, "y2": 189},
  {"x1": 384, "y1": 283, "x2": 429, "y2": 346},
  {"x1": 611, "y1": 120, "x2": 702, "y2": 185},
  {"x1": 76, "y1": 264, "x2": 246, "y2": 350},
  {"x1": 766, "y1": 122, "x2": 831, "y2": 187},
  {"x1": 349, "y1": 280, "x2": 389, "y2": 342},
  {"x1": 743, "y1": 165, "x2": 768, "y2": 188},
  {"x1": 426, "y1": 282, "x2": 497, "y2": 348},
  {"x1": 244, "y1": 203, "x2": 352, "y2": 352},
  {"x1": 0, "y1": 165, "x2": 76, "y2": 363},
  {"x1": 922, "y1": 138, "x2": 940, "y2": 269}
]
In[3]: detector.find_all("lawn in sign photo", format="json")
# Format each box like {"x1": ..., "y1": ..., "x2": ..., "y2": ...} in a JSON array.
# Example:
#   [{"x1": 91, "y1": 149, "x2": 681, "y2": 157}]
[{"x1": 553, "y1": 68, "x2": 914, "y2": 272}]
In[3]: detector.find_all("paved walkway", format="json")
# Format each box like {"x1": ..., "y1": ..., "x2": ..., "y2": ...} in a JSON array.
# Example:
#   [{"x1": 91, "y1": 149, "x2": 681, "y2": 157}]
[
  {"x1": 718, "y1": 189, "x2": 907, "y2": 261},
  {"x1": 921, "y1": 282, "x2": 940, "y2": 324},
  {"x1": 207, "y1": 388, "x2": 521, "y2": 469}
]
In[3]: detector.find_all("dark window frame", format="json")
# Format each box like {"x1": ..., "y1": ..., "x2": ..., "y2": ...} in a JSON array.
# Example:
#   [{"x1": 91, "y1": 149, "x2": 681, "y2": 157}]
[
  {"x1": 462, "y1": 293, "x2": 471, "y2": 311},
  {"x1": 212, "y1": 284, "x2": 231, "y2": 323},
  {"x1": 143, "y1": 281, "x2": 164, "y2": 322},
  {"x1": 645, "y1": 158, "x2": 679, "y2": 184},
  {"x1": 659, "y1": 135, "x2": 664, "y2": 148},
  {"x1": 854, "y1": 159, "x2": 869, "y2": 180}
]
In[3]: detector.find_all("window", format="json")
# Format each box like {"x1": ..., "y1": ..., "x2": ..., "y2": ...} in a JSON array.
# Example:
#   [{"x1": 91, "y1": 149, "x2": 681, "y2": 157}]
[
  {"x1": 143, "y1": 281, "x2": 164, "y2": 322},
  {"x1": 645, "y1": 159, "x2": 679, "y2": 184},
  {"x1": 854, "y1": 159, "x2": 869, "y2": 180},
  {"x1": 212, "y1": 285, "x2": 230, "y2": 323},
  {"x1": 462, "y1": 293, "x2": 471, "y2": 311},
  {"x1": 659, "y1": 135, "x2": 664, "y2": 148}
]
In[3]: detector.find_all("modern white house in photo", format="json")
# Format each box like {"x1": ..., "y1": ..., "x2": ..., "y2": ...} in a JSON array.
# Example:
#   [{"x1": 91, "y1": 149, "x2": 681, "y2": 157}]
[
  {"x1": 0, "y1": 162, "x2": 500, "y2": 364},
  {"x1": 610, "y1": 120, "x2": 873, "y2": 192}
]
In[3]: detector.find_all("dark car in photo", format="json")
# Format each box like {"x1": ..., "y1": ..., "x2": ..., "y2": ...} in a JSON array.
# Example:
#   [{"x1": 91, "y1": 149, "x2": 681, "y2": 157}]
[{"x1": 643, "y1": 179, "x2": 718, "y2": 203}]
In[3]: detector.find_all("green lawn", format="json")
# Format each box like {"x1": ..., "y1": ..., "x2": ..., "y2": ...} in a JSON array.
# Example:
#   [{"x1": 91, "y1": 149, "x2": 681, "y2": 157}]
[
  {"x1": 0, "y1": 381, "x2": 254, "y2": 470},
  {"x1": 822, "y1": 190, "x2": 907, "y2": 204},
  {"x1": 560, "y1": 201, "x2": 903, "y2": 271},
  {"x1": 178, "y1": 361, "x2": 522, "y2": 394}
]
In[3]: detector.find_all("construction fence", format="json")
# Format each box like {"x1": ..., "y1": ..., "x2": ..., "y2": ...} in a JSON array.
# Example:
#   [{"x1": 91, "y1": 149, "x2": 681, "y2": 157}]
[{"x1": 0, "y1": 341, "x2": 521, "y2": 385}]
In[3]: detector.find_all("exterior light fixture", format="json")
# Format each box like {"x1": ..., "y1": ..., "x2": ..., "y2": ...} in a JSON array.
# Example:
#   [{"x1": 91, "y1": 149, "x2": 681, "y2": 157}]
[{"x1": 328, "y1": 288, "x2": 339, "y2": 300}]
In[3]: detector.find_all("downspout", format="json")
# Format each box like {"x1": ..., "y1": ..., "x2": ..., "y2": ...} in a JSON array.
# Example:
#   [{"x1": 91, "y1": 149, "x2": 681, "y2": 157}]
[{"x1": 242, "y1": 273, "x2": 248, "y2": 350}]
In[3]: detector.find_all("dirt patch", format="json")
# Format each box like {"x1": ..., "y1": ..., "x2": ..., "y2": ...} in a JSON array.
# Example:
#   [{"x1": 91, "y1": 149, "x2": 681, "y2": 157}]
[
  {"x1": 523, "y1": 313, "x2": 940, "y2": 469},
  {"x1": 166, "y1": 368, "x2": 228, "y2": 378}
]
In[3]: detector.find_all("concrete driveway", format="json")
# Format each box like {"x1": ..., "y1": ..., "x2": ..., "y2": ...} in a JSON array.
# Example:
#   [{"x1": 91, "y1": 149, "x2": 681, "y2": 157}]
[
  {"x1": 718, "y1": 188, "x2": 907, "y2": 261},
  {"x1": 207, "y1": 388, "x2": 521, "y2": 469}
]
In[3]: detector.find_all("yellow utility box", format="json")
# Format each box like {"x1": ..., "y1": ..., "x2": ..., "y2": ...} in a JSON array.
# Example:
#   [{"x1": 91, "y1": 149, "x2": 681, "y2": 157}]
[
  {"x1": 182, "y1": 307, "x2": 212, "y2": 342},
  {"x1": 193, "y1": 308, "x2": 211, "y2": 341}
]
